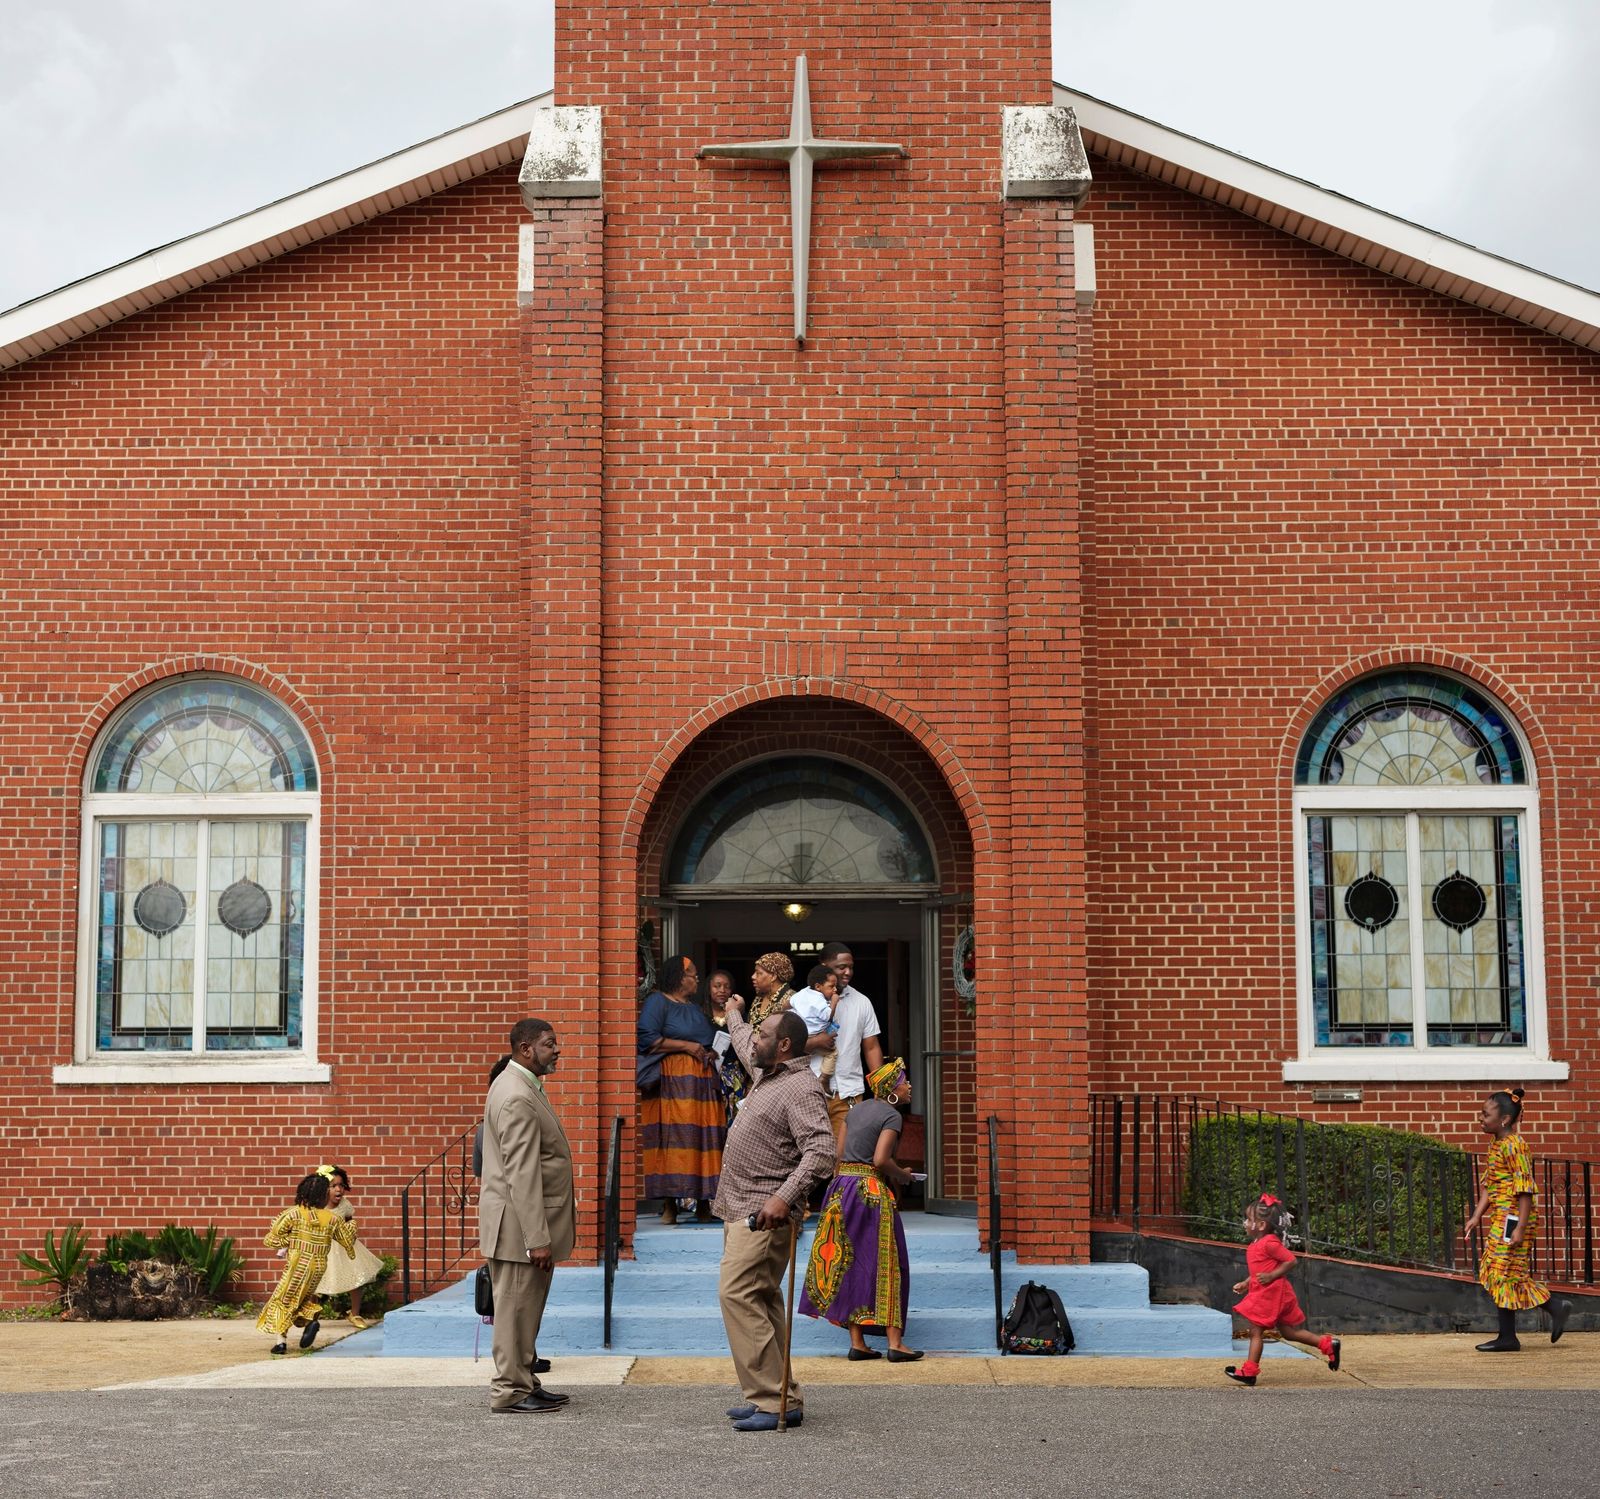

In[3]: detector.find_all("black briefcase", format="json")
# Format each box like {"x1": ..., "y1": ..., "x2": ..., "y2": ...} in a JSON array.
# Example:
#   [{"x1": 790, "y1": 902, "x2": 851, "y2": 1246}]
[{"x1": 474, "y1": 1263, "x2": 494, "y2": 1320}]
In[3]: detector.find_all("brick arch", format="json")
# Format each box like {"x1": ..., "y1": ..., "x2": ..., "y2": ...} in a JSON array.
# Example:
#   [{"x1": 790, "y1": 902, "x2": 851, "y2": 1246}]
[
  {"x1": 1274, "y1": 650, "x2": 1557, "y2": 791},
  {"x1": 620, "y1": 679, "x2": 991, "y2": 869},
  {"x1": 63, "y1": 656, "x2": 334, "y2": 789}
]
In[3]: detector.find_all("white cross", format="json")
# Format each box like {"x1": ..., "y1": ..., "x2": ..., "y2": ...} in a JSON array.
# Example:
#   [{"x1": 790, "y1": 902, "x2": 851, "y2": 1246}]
[{"x1": 698, "y1": 55, "x2": 907, "y2": 344}]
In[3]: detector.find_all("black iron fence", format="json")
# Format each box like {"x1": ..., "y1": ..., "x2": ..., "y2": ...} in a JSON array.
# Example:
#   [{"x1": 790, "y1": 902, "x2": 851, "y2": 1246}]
[
  {"x1": 1090, "y1": 1094, "x2": 1598, "y2": 1285},
  {"x1": 399, "y1": 1123, "x2": 478, "y2": 1304},
  {"x1": 1530, "y1": 1154, "x2": 1598, "y2": 1287}
]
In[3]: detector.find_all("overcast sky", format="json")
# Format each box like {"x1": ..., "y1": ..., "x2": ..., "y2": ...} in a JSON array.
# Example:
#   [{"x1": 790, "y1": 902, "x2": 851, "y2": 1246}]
[{"x1": 0, "y1": 0, "x2": 1593, "y2": 314}]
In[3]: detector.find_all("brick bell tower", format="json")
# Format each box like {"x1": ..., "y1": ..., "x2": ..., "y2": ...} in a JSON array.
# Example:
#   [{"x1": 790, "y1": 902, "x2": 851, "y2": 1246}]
[{"x1": 520, "y1": 0, "x2": 1093, "y2": 1263}]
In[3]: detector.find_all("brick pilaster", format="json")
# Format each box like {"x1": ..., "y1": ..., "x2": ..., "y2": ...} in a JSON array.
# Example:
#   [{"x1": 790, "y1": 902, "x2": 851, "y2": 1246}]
[
  {"x1": 986, "y1": 200, "x2": 1087, "y2": 1261},
  {"x1": 521, "y1": 203, "x2": 605, "y2": 1259}
]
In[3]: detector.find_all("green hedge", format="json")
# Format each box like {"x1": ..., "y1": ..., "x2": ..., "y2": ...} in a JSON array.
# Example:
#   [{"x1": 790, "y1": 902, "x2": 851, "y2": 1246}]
[{"x1": 1183, "y1": 1111, "x2": 1473, "y2": 1268}]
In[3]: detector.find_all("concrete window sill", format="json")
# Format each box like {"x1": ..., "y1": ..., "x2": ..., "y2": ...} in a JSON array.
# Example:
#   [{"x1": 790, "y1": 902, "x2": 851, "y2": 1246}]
[{"x1": 53, "y1": 1060, "x2": 331, "y2": 1086}]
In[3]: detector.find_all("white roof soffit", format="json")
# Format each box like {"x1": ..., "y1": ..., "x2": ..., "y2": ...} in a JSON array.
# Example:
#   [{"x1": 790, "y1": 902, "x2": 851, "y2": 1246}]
[
  {"x1": 1058, "y1": 84, "x2": 1600, "y2": 355},
  {"x1": 0, "y1": 93, "x2": 552, "y2": 373}
]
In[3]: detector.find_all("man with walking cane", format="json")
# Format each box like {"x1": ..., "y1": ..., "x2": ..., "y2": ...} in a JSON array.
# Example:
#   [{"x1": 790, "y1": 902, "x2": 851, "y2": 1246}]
[{"x1": 715, "y1": 996, "x2": 836, "y2": 1431}]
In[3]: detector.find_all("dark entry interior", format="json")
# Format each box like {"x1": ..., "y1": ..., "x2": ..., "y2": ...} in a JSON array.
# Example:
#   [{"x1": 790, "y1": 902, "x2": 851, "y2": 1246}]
[
  {"x1": 708, "y1": 936, "x2": 912, "y2": 1068},
  {"x1": 671, "y1": 900, "x2": 933, "y2": 1193}
]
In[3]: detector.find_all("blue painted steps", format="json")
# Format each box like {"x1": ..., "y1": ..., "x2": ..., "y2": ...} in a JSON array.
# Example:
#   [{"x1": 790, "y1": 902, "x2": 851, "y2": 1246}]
[{"x1": 374, "y1": 1212, "x2": 1283, "y2": 1359}]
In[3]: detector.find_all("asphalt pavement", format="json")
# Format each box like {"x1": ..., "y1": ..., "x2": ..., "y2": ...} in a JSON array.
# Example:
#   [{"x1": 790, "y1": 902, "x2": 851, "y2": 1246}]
[{"x1": 4, "y1": 1384, "x2": 1593, "y2": 1499}]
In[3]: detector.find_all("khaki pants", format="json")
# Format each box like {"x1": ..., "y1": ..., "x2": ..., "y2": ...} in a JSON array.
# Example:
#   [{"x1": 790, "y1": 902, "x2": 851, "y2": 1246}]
[
  {"x1": 827, "y1": 1093, "x2": 861, "y2": 1151},
  {"x1": 487, "y1": 1257, "x2": 553, "y2": 1411},
  {"x1": 719, "y1": 1219, "x2": 800, "y2": 1414}
]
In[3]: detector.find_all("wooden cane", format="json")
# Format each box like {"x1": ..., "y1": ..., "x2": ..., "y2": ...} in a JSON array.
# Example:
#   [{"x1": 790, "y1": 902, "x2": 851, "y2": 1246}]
[{"x1": 778, "y1": 1215, "x2": 801, "y2": 1431}]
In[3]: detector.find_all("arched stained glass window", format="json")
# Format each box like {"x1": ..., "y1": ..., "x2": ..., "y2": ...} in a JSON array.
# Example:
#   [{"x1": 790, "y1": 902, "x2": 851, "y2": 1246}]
[
  {"x1": 93, "y1": 678, "x2": 317, "y2": 794},
  {"x1": 1294, "y1": 670, "x2": 1525, "y2": 787},
  {"x1": 669, "y1": 757, "x2": 934, "y2": 890},
  {"x1": 1293, "y1": 670, "x2": 1541, "y2": 1066},
  {"x1": 82, "y1": 677, "x2": 319, "y2": 1064}
]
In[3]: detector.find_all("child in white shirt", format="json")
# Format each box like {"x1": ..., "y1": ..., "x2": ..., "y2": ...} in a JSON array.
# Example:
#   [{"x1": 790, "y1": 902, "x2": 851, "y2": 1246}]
[{"x1": 788, "y1": 963, "x2": 841, "y2": 1083}]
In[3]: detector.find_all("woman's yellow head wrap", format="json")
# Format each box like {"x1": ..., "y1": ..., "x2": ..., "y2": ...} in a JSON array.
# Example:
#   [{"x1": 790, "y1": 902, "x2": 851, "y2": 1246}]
[{"x1": 867, "y1": 1058, "x2": 908, "y2": 1102}]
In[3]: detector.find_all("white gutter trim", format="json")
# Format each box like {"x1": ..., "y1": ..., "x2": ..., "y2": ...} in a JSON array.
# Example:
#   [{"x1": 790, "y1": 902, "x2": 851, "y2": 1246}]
[
  {"x1": 1056, "y1": 84, "x2": 1600, "y2": 352},
  {"x1": 0, "y1": 93, "x2": 552, "y2": 371}
]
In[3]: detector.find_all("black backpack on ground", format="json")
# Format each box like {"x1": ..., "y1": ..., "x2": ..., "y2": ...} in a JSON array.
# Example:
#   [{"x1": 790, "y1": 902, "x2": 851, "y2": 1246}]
[{"x1": 1001, "y1": 1280, "x2": 1074, "y2": 1355}]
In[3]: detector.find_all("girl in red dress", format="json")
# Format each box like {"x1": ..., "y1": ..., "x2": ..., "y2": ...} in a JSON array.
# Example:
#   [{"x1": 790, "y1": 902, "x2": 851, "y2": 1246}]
[{"x1": 1225, "y1": 1192, "x2": 1343, "y2": 1386}]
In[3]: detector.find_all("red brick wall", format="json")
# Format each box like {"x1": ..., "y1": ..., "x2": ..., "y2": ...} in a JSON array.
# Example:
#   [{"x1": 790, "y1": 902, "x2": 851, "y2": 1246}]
[
  {"x1": 1079, "y1": 158, "x2": 1600, "y2": 1160},
  {"x1": 0, "y1": 173, "x2": 539, "y2": 1303}
]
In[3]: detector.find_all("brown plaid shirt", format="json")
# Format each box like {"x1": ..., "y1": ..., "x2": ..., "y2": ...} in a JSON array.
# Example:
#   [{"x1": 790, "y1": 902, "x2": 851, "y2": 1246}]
[{"x1": 712, "y1": 1010, "x2": 836, "y2": 1221}]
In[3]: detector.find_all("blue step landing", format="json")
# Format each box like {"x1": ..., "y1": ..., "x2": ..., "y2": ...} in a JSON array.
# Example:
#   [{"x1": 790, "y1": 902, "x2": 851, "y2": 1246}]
[{"x1": 374, "y1": 1213, "x2": 1299, "y2": 1360}]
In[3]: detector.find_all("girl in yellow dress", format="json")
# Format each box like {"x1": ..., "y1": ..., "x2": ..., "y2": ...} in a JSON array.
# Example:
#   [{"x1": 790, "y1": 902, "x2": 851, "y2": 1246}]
[
  {"x1": 256, "y1": 1168, "x2": 357, "y2": 1355},
  {"x1": 1464, "y1": 1089, "x2": 1572, "y2": 1352},
  {"x1": 315, "y1": 1167, "x2": 386, "y2": 1329}
]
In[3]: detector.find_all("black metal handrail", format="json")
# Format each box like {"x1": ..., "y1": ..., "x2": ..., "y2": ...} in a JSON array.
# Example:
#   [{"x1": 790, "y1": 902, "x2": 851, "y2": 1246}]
[
  {"x1": 1089, "y1": 1093, "x2": 1600, "y2": 1285},
  {"x1": 986, "y1": 1114, "x2": 1004, "y2": 1350},
  {"x1": 602, "y1": 1114, "x2": 624, "y2": 1349},
  {"x1": 399, "y1": 1123, "x2": 478, "y2": 1305}
]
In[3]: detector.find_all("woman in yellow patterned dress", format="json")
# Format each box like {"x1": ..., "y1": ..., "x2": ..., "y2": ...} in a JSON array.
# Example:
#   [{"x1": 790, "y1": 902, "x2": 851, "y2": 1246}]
[
  {"x1": 1465, "y1": 1089, "x2": 1571, "y2": 1351},
  {"x1": 256, "y1": 1169, "x2": 357, "y2": 1355}
]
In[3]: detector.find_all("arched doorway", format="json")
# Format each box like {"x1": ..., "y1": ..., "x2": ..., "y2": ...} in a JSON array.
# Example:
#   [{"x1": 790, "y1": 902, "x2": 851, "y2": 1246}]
[{"x1": 635, "y1": 700, "x2": 979, "y2": 1211}]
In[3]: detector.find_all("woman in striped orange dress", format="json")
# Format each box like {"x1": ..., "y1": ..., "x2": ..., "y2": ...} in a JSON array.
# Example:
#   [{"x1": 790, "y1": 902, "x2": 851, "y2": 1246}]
[
  {"x1": 1465, "y1": 1088, "x2": 1571, "y2": 1351},
  {"x1": 637, "y1": 955, "x2": 726, "y2": 1224}
]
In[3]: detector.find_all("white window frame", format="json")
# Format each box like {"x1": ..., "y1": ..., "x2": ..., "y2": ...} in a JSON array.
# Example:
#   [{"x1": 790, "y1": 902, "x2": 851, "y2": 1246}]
[
  {"x1": 57, "y1": 789, "x2": 328, "y2": 1085},
  {"x1": 1287, "y1": 782, "x2": 1565, "y2": 1082}
]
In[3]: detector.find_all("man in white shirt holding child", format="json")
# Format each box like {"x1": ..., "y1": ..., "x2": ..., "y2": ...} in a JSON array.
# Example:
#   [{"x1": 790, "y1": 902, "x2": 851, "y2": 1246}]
[{"x1": 788, "y1": 942, "x2": 884, "y2": 1150}]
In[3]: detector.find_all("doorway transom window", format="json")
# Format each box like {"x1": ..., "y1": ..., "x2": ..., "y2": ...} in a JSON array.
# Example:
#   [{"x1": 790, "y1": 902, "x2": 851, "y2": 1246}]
[{"x1": 668, "y1": 756, "x2": 935, "y2": 894}]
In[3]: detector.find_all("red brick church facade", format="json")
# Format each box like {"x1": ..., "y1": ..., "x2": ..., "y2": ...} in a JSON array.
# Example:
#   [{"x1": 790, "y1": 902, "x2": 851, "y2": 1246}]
[{"x1": 4, "y1": 0, "x2": 1599, "y2": 1302}]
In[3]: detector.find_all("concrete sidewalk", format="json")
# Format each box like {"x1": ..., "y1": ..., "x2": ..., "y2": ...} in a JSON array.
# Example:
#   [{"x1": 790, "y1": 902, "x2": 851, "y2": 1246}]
[
  {"x1": 0, "y1": 1316, "x2": 361, "y2": 1393},
  {"x1": 5, "y1": 1318, "x2": 1597, "y2": 1394}
]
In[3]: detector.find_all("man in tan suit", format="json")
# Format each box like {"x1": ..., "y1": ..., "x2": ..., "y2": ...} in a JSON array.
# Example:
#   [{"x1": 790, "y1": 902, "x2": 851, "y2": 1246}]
[{"x1": 479, "y1": 1017, "x2": 575, "y2": 1413}]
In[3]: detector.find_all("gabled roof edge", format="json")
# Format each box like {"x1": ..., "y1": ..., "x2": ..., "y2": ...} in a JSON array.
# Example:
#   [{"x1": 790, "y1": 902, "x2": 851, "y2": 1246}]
[
  {"x1": 3, "y1": 83, "x2": 1595, "y2": 372},
  {"x1": 0, "y1": 92, "x2": 552, "y2": 372},
  {"x1": 1058, "y1": 84, "x2": 1600, "y2": 354}
]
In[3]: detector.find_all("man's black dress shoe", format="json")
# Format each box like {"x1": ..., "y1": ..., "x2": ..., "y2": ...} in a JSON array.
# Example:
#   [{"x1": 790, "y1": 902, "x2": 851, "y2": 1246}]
[
  {"x1": 494, "y1": 1395, "x2": 564, "y2": 1413},
  {"x1": 298, "y1": 1319, "x2": 321, "y2": 1349},
  {"x1": 534, "y1": 1357, "x2": 552, "y2": 1374},
  {"x1": 530, "y1": 1387, "x2": 569, "y2": 1405}
]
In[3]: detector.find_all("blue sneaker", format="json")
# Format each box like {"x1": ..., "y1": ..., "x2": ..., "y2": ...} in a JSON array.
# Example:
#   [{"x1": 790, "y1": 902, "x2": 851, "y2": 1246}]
[
  {"x1": 732, "y1": 1410, "x2": 803, "y2": 1432},
  {"x1": 726, "y1": 1404, "x2": 758, "y2": 1420}
]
